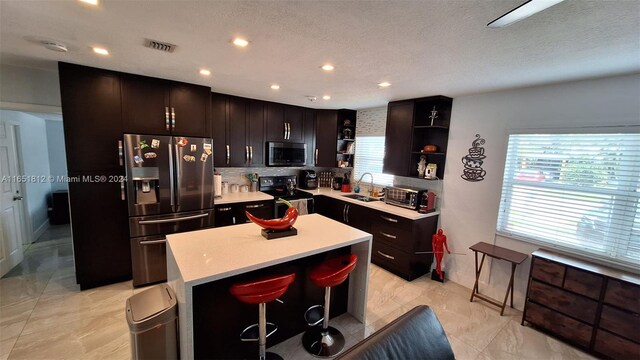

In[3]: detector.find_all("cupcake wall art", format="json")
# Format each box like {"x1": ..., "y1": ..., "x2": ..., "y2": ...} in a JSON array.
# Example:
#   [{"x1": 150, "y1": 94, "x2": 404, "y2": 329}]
[{"x1": 461, "y1": 134, "x2": 487, "y2": 182}]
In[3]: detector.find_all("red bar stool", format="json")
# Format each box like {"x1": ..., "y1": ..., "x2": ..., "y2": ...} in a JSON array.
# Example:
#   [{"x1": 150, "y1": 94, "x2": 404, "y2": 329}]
[
  {"x1": 302, "y1": 254, "x2": 358, "y2": 357},
  {"x1": 230, "y1": 273, "x2": 296, "y2": 360}
]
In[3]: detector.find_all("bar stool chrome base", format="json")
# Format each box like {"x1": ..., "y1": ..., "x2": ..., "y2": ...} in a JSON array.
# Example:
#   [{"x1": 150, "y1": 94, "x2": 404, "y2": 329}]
[
  {"x1": 302, "y1": 326, "x2": 345, "y2": 358},
  {"x1": 304, "y1": 305, "x2": 324, "y2": 326}
]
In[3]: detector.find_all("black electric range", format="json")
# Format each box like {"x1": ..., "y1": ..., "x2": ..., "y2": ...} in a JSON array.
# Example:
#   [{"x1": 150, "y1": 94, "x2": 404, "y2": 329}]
[{"x1": 259, "y1": 175, "x2": 315, "y2": 217}]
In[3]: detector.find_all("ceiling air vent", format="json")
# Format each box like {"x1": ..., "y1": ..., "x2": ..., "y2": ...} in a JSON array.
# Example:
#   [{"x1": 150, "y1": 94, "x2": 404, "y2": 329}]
[{"x1": 145, "y1": 39, "x2": 176, "y2": 53}]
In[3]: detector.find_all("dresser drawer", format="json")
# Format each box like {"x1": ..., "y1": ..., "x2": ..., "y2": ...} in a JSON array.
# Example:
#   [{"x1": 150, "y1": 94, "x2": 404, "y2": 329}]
[
  {"x1": 529, "y1": 280, "x2": 598, "y2": 323},
  {"x1": 531, "y1": 257, "x2": 565, "y2": 287},
  {"x1": 604, "y1": 279, "x2": 640, "y2": 314},
  {"x1": 371, "y1": 241, "x2": 411, "y2": 277},
  {"x1": 524, "y1": 301, "x2": 592, "y2": 348},
  {"x1": 593, "y1": 329, "x2": 640, "y2": 360},
  {"x1": 599, "y1": 304, "x2": 640, "y2": 343},
  {"x1": 371, "y1": 222, "x2": 413, "y2": 251},
  {"x1": 564, "y1": 267, "x2": 603, "y2": 300}
]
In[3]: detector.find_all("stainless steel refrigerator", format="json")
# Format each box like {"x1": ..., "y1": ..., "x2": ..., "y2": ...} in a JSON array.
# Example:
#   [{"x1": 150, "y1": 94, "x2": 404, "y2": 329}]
[{"x1": 124, "y1": 134, "x2": 215, "y2": 286}]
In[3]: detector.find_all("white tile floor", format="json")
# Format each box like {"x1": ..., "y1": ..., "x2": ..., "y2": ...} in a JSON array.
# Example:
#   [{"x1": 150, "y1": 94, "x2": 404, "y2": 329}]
[{"x1": 0, "y1": 225, "x2": 596, "y2": 359}]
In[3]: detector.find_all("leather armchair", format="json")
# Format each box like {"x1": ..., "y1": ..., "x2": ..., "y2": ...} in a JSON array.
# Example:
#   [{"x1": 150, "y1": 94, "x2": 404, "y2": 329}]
[{"x1": 336, "y1": 305, "x2": 455, "y2": 360}]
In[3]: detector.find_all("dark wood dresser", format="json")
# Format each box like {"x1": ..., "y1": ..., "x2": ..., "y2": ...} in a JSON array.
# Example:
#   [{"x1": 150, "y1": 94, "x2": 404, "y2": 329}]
[{"x1": 523, "y1": 249, "x2": 640, "y2": 359}]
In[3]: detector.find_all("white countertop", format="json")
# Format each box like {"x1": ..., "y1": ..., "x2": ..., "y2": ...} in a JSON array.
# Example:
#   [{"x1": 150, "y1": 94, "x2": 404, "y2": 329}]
[
  {"x1": 305, "y1": 188, "x2": 440, "y2": 220},
  {"x1": 215, "y1": 191, "x2": 274, "y2": 204},
  {"x1": 166, "y1": 213, "x2": 372, "y2": 286}
]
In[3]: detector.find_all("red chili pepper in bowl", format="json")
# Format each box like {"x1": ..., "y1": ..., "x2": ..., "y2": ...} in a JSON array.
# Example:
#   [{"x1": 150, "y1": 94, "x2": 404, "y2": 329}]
[{"x1": 245, "y1": 198, "x2": 298, "y2": 230}]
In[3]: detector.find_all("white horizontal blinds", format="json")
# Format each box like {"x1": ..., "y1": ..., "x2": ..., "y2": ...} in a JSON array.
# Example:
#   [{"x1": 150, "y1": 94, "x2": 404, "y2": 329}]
[
  {"x1": 497, "y1": 132, "x2": 640, "y2": 267},
  {"x1": 353, "y1": 136, "x2": 394, "y2": 187}
]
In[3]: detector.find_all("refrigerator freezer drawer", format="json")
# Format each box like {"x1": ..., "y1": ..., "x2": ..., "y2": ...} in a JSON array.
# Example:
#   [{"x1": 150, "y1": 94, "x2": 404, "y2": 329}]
[
  {"x1": 129, "y1": 209, "x2": 214, "y2": 238},
  {"x1": 131, "y1": 235, "x2": 167, "y2": 287}
]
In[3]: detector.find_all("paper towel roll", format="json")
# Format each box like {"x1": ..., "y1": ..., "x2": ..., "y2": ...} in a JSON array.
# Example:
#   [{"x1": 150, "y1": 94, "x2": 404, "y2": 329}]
[{"x1": 214, "y1": 174, "x2": 222, "y2": 198}]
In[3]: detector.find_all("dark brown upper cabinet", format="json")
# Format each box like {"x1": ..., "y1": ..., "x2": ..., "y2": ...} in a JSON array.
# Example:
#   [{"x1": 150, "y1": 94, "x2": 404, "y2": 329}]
[
  {"x1": 266, "y1": 103, "x2": 303, "y2": 142},
  {"x1": 59, "y1": 62, "x2": 124, "y2": 173},
  {"x1": 315, "y1": 110, "x2": 338, "y2": 167},
  {"x1": 383, "y1": 96, "x2": 452, "y2": 179},
  {"x1": 122, "y1": 74, "x2": 210, "y2": 137},
  {"x1": 210, "y1": 93, "x2": 265, "y2": 167},
  {"x1": 303, "y1": 108, "x2": 316, "y2": 166}
]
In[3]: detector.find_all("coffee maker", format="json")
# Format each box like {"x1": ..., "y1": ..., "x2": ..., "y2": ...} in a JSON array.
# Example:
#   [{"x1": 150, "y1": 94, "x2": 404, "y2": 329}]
[{"x1": 299, "y1": 170, "x2": 318, "y2": 190}]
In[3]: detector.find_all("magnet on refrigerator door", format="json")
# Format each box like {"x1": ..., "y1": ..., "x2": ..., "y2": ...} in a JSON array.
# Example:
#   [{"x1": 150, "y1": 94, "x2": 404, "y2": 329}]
[
  {"x1": 139, "y1": 140, "x2": 149, "y2": 149},
  {"x1": 151, "y1": 139, "x2": 160, "y2": 149},
  {"x1": 176, "y1": 137, "x2": 188, "y2": 147},
  {"x1": 143, "y1": 152, "x2": 157, "y2": 159},
  {"x1": 134, "y1": 155, "x2": 144, "y2": 164},
  {"x1": 191, "y1": 144, "x2": 197, "y2": 152},
  {"x1": 200, "y1": 153, "x2": 209, "y2": 162}
]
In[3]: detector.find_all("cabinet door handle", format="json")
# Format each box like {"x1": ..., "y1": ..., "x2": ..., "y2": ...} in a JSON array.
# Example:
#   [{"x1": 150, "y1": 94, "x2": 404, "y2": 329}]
[
  {"x1": 377, "y1": 251, "x2": 395, "y2": 260},
  {"x1": 246, "y1": 204, "x2": 264, "y2": 209},
  {"x1": 171, "y1": 107, "x2": 176, "y2": 130},
  {"x1": 165, "y1": 107, "x2": 170, "y2": 131},
  {"x1": 118, "y1": 140, "x2": 124, "y2": 166},
  {"x1": 284, "y1": 122, "x2": 287, "y2": 139},
  {"x1": 226, "y1": 145, "x2": 230, "y2": 165},
  {"x1": 379, "y1": 231, "x2": 397, "y2": 239},
  {"x1": 217, "y1": 207, "x2": 232, "y2": 212},
  {"x1": 120, "y1": 179, "x2": 126, "y2": 201},
  {"x1": 245, "y1": 146, "x2": 249, "y2": 164},
  {"x1": 249, "y1": 146, "x2": 253, "y2": 163},
  {"x1": 380, "y1": 215, "x2": 398, "y2": 223},
  {"x1": 346, "y1": 205, "x2": 350, "y2": 223},
  {"x1": 315, "y1": 148, "x2": 318, "y2": 166},
  {"x1": 287, "y1": 122, "x2": 291, "y2": 139},
  {"x1": 342, "y1": 204, "x2": 347, "y2": 222}
]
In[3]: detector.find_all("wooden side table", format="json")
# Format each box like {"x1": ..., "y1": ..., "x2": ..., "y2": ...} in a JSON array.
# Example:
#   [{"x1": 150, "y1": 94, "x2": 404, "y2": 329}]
[{"x1": 469, "y1": 242, "x2": 528, "y2": 315}]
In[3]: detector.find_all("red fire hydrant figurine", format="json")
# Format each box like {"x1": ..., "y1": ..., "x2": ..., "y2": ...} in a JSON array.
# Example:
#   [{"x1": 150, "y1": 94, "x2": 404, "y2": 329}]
[{"x1": 432, "y1": 229, "x2": 450, "y2": 282}]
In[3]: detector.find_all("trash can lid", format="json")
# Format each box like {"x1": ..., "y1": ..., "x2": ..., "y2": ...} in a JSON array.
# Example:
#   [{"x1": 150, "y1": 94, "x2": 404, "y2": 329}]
[{"x1": 126, "y1": 284, "x2": 177, "y2": 325}]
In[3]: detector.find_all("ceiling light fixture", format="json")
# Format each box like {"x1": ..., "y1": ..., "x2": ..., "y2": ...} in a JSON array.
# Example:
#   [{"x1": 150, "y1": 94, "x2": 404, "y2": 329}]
[
  {"x1": 270, "y1": 84, "x2": 280, "y2": 90},
  {"x1": 322, "y1": 95, "x2": 331, "y2": 100},
  {"x1": 232, "y1": 38, "x2": 249, "y2": 47},
  {"x1": 79, "y1": 0, "x2": 98, "y2": 5},
  {"x1": 487, "y1": 0, "x2": 564, "y2": 28},
  {"x1": 41, "y1": 41, "x2": 68, "y2": 52},
  {"x1": 93, "y1": 47, "x2": 109, "y2": 55},
  {"x1": 199, "y1": 69, "x2": 211, "y2": 76},
  {"x1": 321, "y1": 64, "x2": 335, "y2": 71},
  {"x1": 378, "y1": 82, "x2": 391, "y2": 88}
]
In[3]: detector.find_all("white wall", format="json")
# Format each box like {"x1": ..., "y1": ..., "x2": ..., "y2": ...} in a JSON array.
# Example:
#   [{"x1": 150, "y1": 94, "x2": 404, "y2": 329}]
[
  {"x1": 441, "y1": 74, "x2": 640, "y2": 309},
  {"x1": 0, "y1": 110, "x2": 53, "y2": 241},
  {"x1": 0, "y1": 64, "x2": 61, "y2": 107},
  {"x1": 45, "y1": 120, "x2": 68, "y2": 192}
]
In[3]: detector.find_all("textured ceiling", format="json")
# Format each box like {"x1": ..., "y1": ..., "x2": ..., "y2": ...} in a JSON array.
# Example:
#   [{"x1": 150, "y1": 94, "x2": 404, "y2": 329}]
[{"x1": 1, "y1": 0, "x2": 638, "y2": 109}]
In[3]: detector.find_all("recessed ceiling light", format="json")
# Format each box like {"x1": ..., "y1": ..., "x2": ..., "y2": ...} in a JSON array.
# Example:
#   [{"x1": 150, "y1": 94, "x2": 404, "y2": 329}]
[
  {"x1": 232, "y1": 38, "x2": 249, "y2": 47},
  {"x1": 79, "y1": 0, "x2": 98, "y2": 5},
  {"x1": 199, "y1": 69, "x2": 211, "y2": 76},
  {"x1": 321, "y1": 64, "x2": 335, "y2": 71},
  {"x1": 93, "y1": 47, "x2": 109, "y2": 55},
  {"x1": 378, "y1": 82, "x2": 391, "y2": 88},
  {"x1": 487, "y1": 0, "x2": 564, "y2": 28},
  {"x1": 322, "y1": 95, "x2": 331, "y2": 100},
  {"x1": 270, "y1": 84, "x2": 280, "y2": 90}
]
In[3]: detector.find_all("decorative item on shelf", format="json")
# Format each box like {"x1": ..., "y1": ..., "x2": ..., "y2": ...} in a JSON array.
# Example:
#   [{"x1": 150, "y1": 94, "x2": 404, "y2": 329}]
[
  {"x1": 422, "y1": 144, "x2": 437, "y2": 153},
  {"x1": 343, "y1": 119, "x2": 352, "y2": 126},
  {"x1": 343, "y1": 128, "x2": 352, "y2": 140},
  {"x1": 338, "y1": 160, "x2": 349, "y2": 168},
  {"x1": 246, "y1": 198, "x2": 298, "y2": 239},
  {"x1": 346, "y1": 142, "x2": 355, "y2": 154},
  {"x1": 428, "y1": 106, "x2": 438, "y2": 126},
  {"x1": 418, "y1": 155, "x2": 427, "y2": 178},
  {"x1": 425, "y1": 163, "x2": 437, "y2": 180},
  {"x1": 461, "y1": 134, "x2": 487, "y2": 182}
]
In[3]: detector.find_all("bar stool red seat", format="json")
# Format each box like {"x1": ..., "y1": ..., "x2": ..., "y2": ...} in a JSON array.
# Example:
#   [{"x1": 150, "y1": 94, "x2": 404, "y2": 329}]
[
  {"x1": 230, "y1": 273, "x2": 296, "y2": 360},
  {"x1": 302, "y1": 254, "x2": 358, "y2": 357}
]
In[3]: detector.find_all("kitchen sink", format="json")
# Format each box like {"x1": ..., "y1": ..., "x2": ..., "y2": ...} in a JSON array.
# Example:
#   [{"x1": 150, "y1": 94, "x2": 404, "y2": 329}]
[{"x1": 342, "y1": 194, "x2": 380, "y2": 202}]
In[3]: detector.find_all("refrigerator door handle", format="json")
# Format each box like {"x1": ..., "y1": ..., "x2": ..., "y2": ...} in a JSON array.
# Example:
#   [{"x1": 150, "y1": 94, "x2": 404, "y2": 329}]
[
  {"x1": 171, "y1": 107, "x2": 176, "y2": 130},
  {"x1": 138, "y1": 213, "x2": 208, "y2": 225},
  {"x1": 140, "y1": 238, "x2": 167, "y2": 245},
  {"x1": 168, "y1": 143, "x2": 175, "y2": 211},
  {"x1": 165, "y1": 107, "x2": 170, "y2": 131},
  {"x1": 174, "y1": 144, "x2": 181, "y2": 211},
  {"x1": 118, "y1": 140, "x2": 124, "y2": 166},
  {"x1": 120, "y1": 179, "x2": 126, "y2": 201}
]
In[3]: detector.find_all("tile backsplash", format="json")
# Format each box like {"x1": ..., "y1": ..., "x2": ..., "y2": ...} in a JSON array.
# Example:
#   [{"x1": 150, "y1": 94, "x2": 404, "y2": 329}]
[{"x1": 217, "y1": 166, "x2": 345, "y2": 186}]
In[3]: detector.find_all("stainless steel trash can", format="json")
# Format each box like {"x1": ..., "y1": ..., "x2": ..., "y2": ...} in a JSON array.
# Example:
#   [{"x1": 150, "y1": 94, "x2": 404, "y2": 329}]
[{"x1": 126, "y1": 284, "x2": 178, "y2": 360}]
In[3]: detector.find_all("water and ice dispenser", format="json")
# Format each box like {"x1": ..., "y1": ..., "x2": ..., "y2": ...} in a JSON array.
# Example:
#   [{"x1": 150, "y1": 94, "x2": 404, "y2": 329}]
[{"x1": 131, "y1": 167, "x2": 160, "y2": 205}]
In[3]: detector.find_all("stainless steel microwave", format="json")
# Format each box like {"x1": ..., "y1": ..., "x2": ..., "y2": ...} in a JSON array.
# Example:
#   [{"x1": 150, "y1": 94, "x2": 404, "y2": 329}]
[{"x1": 267, "y1": 142, "x2": 307, "y2": 166}]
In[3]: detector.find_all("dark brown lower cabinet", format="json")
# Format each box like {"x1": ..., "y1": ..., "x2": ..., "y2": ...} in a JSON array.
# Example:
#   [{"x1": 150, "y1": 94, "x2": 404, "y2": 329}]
[
  {"x1": 68, "y1": 172, "x2": 131, "y2": 290},
  {"x1": 523, "y1": 250, "x2": 640, "y2": 359}
]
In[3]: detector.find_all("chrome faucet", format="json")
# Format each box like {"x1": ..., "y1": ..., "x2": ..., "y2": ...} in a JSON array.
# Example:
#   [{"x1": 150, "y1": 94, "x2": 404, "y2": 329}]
[{"x1": 357, "y1": 173, "x2": 374, "y2": 196}]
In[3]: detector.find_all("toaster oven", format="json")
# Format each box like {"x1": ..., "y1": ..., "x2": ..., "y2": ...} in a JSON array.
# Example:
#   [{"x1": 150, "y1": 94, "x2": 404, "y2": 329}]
[{"x1": 383, "y1": 186, "x2": 428, "y2": 210}]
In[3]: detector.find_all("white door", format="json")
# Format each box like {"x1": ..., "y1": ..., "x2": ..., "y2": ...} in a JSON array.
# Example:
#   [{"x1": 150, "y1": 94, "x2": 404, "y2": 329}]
[{"x1": 0, "y1": 120, "x2": 25, "y2": 277}]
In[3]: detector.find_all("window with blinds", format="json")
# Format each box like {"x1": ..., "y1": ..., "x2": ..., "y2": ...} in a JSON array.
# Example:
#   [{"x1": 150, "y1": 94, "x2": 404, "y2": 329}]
[
  {"x1": 496, "y1": 131, "x2": 640, "y2": 269},
  {"x1": 353, "y1": 136, "x2": 394, "y2": 187}
]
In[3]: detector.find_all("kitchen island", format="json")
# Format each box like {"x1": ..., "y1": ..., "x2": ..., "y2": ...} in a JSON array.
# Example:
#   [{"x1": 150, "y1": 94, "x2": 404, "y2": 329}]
[{"x1": 167, "y1": 213, "x2": 372, "y2": 359}]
